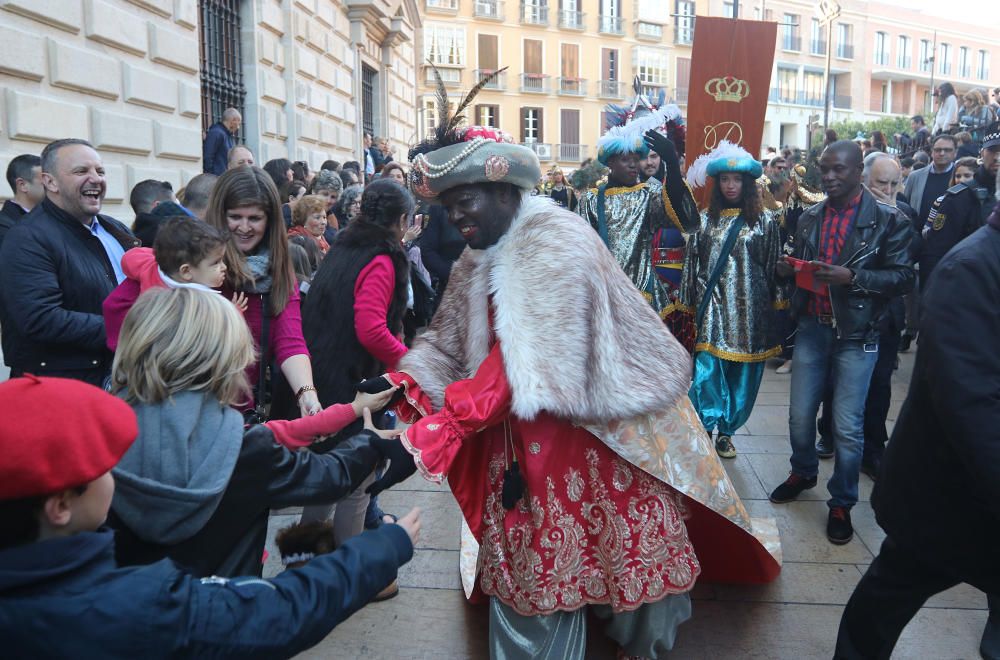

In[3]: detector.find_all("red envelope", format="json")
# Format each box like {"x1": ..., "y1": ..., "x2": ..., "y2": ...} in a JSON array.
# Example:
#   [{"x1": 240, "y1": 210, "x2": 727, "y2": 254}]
[{"x1": 786, "y1": 257, "x2": 829, "y2": 296}]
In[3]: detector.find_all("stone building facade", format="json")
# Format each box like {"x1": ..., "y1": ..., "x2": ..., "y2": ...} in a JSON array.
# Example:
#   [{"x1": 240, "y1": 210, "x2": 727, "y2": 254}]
[{"x1": 0, "y1": 0, "x2": 420, "y2": 221}]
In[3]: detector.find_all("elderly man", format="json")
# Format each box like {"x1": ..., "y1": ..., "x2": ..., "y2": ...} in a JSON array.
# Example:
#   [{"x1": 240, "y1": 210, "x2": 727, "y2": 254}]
[
  {"x1": 179, "y1": 173, "x2": 217, "y2": 220},
  {"x1": 835, "y1": 170, "x2": 1000, "y2": 660},
  {"x1": 1, "y1": 154, "x2": 45, "y2": 247},
  {"x1": 769, "y1": 141, "x2": 914, "y2": 545},
  {"x1": 227, "y1": 145, "x2": 255, "y2": 169},
  {"x1": 0, "y1": 139, "x2": 137, "y2": 386},
  {"x1": 203, "y1": 108, "x2": 241, "y2": 176}
]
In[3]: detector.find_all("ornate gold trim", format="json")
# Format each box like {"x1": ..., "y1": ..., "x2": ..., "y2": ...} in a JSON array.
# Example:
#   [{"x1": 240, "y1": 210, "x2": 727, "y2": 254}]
[{"x1": 695, "y1": 343, "x2": 783, "y2": 363}]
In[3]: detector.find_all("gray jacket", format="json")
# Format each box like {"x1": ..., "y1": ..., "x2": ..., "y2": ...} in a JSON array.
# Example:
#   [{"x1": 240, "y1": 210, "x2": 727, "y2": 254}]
[{"x1": 903, "y1": 162, "x2": 953, "y2": 219}]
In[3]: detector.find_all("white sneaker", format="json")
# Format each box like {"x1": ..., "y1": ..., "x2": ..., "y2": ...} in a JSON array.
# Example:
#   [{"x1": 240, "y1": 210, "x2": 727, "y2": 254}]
[{"x1": 775, "y1": 360, "x2": 792, "y2": 374}]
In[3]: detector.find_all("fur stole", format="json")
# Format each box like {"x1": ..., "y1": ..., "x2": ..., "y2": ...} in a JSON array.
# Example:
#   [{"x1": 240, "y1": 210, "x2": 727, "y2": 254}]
[{"x1": 399, "y1": 195, "x2": 691, "y2": 424}]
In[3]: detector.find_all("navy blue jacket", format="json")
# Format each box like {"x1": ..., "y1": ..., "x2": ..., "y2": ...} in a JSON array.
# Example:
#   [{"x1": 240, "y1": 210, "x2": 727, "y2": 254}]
[
  {"x1": 0, "y1": 198, "x2": 138, "y2": 385},
  {"x1": 0, "y1": 526, "x2": 412, "y2": 658},
  {"x1": 203, "y1": 122, "x2": 236, "y2": 176}
]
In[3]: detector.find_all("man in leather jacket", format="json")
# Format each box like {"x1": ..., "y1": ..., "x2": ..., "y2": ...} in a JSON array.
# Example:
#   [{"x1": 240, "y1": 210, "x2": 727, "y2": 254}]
[{"x1": 768, "y1": 141, "x2": 914, "y2": 546}]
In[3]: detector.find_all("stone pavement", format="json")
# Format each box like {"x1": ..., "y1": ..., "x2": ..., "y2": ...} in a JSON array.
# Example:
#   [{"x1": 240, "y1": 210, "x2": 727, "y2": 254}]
[{"x1": 268, "y1": 351, "x2": 989, "y2": 659}]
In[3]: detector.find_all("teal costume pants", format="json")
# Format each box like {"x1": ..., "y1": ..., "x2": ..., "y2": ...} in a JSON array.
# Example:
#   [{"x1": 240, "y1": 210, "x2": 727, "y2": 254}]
[{"x1": 688, "y1": 351, "x2": 765, "y2": 436}]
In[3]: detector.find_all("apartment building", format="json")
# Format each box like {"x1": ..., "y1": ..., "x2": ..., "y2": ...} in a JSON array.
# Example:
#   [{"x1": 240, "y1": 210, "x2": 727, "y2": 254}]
[
  {"x1": 706, "y1": 0, "x2": 999, "y2": 149},
  {"x1": 0, "y1": 0, "x2": 421, "y2": 220},
  {"x1": 416, "y1": 0, "x2": 708, "y2": 168}
]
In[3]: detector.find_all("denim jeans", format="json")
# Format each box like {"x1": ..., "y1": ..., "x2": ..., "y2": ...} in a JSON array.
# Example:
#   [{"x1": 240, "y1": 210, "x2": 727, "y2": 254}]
[{"x1": 788, "y1": 317, "x2": 878, "y2": 509}]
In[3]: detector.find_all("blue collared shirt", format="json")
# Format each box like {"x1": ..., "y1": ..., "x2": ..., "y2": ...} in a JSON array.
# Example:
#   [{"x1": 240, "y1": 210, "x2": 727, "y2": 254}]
[{"x1": 88, "y1": 217, "x2": 126, "y2": 284}]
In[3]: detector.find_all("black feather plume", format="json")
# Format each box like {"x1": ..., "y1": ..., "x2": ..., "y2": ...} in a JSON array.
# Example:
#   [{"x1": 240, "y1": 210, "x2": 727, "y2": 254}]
[
  {"x1": 429, "y1": 62, "x2": 452, "y2": 147},
  {"x1": 449, "y1": 66, "x2": 508, "y2": 132}
]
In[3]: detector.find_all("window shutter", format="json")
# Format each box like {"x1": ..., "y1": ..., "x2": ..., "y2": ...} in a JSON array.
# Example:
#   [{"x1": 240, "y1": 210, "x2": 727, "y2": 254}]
[
  {"x1": 561, "y1": 43, "x2": 579, "y2": 79},
  {"x1": 524, "y1": 40, "x2": 543, "y2": 74},
  {"x1": 537, "y1": 108, "x2": 544, "y2": 142},
  {"x1": 478, "y1": 34, "x2": 498, "y2": 71},
  {"x1": 560, "y1": 109, "x2": 579, "y2": 145},
  {"x1": 520, "y1": 108, "x2": 527, "y2": 142}
]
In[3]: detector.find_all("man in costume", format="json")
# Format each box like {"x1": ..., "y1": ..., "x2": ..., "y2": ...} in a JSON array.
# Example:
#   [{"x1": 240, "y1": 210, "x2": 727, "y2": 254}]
[
  {"x1": 681, "y1": 142, "x2": 784, "y2": 459},
  {"x1": 362, "y1": 72, "x2": 780, "y2": 659},
  {"x1": 577, "y1": 83, "x2": 700, "y2": 341}
]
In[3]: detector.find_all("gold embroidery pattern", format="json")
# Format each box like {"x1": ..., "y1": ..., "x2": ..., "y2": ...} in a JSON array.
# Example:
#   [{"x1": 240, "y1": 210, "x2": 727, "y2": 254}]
[{"x1": 478, "y1": 447, "x2": 700, "y2": 616}]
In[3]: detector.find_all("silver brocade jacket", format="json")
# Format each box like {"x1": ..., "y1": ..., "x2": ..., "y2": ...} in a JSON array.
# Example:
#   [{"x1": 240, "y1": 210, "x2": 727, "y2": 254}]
[
  {"x1": 579, "y1": 179, "x2": 699, "y2": 316},
  {"x1": 680, "y1": 208, "x2": 784, "y2": 362}
]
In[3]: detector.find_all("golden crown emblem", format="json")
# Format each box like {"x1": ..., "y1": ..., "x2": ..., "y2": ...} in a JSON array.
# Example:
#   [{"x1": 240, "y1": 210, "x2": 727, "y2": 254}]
[{"x1": 704, "y1": 76, "x2": 750, "y2": 103}]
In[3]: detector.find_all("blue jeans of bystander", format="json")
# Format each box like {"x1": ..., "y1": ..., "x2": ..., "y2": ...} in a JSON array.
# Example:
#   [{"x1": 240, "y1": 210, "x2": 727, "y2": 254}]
[{"x1": 788, "y1": 317, "x2": 878, "y2": 509}]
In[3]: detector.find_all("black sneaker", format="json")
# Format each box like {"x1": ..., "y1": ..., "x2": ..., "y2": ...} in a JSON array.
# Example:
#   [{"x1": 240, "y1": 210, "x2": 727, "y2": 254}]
[
  {"x1": 769, "y1": 473, "x2": 818, "y2": 503},
  {"x1": 899, "y1": 332, "x2": 913, "y2": 353},
  {"x1": 816, "y1": 437, "x2": 834, "y2": 459},
  {"x1": 715, "y1": 434, "x2": 737, "y2": 459},
  {"x1": 827, "y1": 506, "x2": 854, "y2": 544}
]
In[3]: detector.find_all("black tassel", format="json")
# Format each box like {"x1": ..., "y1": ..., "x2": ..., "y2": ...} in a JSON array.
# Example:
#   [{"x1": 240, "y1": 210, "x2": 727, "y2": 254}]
[{"x1": 501, "y1": 459, "x2": 525, "y2": 510}]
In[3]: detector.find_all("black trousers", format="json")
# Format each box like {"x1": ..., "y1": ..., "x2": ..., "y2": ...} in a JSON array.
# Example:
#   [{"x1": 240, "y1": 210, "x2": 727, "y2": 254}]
[{"x1": 836, "y1": 536, "x2": 997, "y2": 659}]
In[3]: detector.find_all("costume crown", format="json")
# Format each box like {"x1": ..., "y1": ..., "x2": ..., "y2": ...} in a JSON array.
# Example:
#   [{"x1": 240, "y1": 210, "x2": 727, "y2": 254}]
[
  {"x1": 704, "y1": 76, "x2": 750, "y2": 103},
  {"x1": 685, "y1": 140, "x2": 762, "y2": 188},
  {"x1": 596, "y1": 76, "x2": 685, "y2": 166}
]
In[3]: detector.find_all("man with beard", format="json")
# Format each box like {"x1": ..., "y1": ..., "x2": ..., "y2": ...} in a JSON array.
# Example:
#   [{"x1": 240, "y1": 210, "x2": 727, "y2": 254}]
[
  {"x1": 919, "y1": 128, "x2": 1000, "y2": 287},
  {"x1": 0, "y1": 139, "x2": 137, "y2": 386},
  {"x1": 360, "y1": 101, "x2": 780, "y2": 655}
]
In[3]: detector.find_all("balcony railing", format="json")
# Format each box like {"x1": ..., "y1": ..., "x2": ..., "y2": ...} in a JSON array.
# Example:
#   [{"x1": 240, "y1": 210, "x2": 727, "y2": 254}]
[
  {"x1": 520, "y1": 72, "x2": 550, "y2": 93},
  {"x1": 768, "y1": 88, "x2": 824, "y2": 107},
  {"x1": 940, "y1": 62, "x2": 952, "y2": 75},
  {"x1": 810, "y1": 39, "x2": 827, "y2": 55},
  {"x1": 874, "y1": 51, "x2": 889, "y2": 66},
  {"x1": 836, "y1": 44, "x2": 854, "y2": 59},
  {"x1": 598, "y1": 80, "x2": 626, "y2": 98},
  {"x1": 897, "y1": 55, "x2": 911, "y2": 69},
  {"x1": 426, "y1": 66, "x2": 462, "y2": 87},
  {"x1": 782, "y1": 35, "x2": 802, "y2": 51},
  {"x1": 557, "y1": 144, "x2": 586, "y2": 162},
  {"x1": 558, "y1": 9, "x2": 585, "y2": 29},
  {"x1": 959, "y1": 65, "x2": 971, "y2": 78},
  {"x1": 599, "y1": 14, "x2": 624, "y2": 34},
  {"x1": 636, "y1": 21, "x2": 663, "y2": 40},
  {"x1": 426, "y1": 0, "x2": 459, "y2": 12},
  {"x1": 520, "y1": 2, "x2": 548, "y2": 24},
  {"x1": 474, "y1": 0, "x2": 504, "y2": 19},
  {"x1": 833, "y1": 94, "x2": 851, "y2": 109},
  {"x1": 978, "y1": 67, "x2": 990, "y2": 81},
  {"x1": 674, "y1": 86, "x2": 688, "y2": 103},
  {"x1": 475, "y1": 69, "x2": 506, "y2": 90},
  {"x1": 557, "y1": 77, "x2": 587, "y2": 95},
  {"x1": 920, "y1": 58, "x2": 932, "y2": 72}
]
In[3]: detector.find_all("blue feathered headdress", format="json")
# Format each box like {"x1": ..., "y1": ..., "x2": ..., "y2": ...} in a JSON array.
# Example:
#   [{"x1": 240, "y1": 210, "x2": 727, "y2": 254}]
[
  {"x1": 597, "y1": 80, "x2": 685, "y2": 165},
  {"x1": 685, "y1": 141, "x2": 762, "y2": 188}
]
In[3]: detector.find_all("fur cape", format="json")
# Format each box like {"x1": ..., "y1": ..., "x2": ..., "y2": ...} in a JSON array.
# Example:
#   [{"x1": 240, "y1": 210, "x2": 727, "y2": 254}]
[{"x1": 398, "y1": 195, "x2": 691, "y2": 424}]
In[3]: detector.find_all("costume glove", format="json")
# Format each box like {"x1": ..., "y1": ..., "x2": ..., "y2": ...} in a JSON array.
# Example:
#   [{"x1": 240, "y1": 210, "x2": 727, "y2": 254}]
[
  {"x1": 644, "y1": 129, "x2": 678, "y2": 161},
  {"x1": 357, "y1": 375, "x2": 406, "y2": 407},
  {"x1": 365, "y1": 436, "x2": 417, "y2": 496}
]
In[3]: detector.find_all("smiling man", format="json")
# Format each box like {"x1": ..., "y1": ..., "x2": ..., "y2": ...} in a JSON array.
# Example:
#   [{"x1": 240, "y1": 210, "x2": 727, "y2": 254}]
[
  {"x1": 0, "y1": 139, "x2": 137, "y2": 386},
  {"x1": 768, "y1": 141, "x2": 914, "y2": 545}
]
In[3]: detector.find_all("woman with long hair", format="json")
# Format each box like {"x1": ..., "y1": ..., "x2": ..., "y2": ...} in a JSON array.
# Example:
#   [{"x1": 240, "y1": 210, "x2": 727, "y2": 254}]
[
  {"x1": 545, "y1": 166, "x2": 577, "y2": 211},
  {"x1": 933, "y1": 82, "x2": 959, "y2": 134},
  {"x1": 682, "y1": 142, "x2": 783, "y2": 459},
  {"x1": 959, "y1": 88, "x2": 996, "y2": 143},
  {"x1": 299, "y1": 178, "x2": 413, "y2": 599},
  {"x1": 107, "y1": 287, "x2": 405, "y2": 577},
  {"x1": 204, "y1": 166, "x2": 321, "y2": 419}
]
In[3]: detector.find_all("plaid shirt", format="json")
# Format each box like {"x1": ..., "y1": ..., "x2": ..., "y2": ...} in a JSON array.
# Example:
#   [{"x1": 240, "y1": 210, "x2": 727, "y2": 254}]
[{"x1": 808, "y1": 192, "x2": 861, "y2": 317}]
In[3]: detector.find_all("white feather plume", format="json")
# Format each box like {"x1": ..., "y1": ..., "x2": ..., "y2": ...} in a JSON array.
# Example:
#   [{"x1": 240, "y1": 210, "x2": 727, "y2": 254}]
[
  {"x1": 597, "y1": 104, "x2": 683, "y2": 151},
  {"x1": 685, "y1": 140, "x2": 755, "y2": 188}
]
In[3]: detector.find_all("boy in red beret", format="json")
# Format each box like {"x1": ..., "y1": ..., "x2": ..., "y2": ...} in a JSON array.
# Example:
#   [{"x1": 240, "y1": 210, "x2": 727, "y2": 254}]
[{"x1": 0, "y1": 375, "x2": 420, "y2": 658}]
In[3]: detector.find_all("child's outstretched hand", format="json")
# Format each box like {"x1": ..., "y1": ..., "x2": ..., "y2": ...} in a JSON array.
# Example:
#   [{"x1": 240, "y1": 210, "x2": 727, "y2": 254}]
[
  {"x1": 352, "y1": 387, "x2": 399, "y2": 418},
  {"x1": 394, "y1": 507, "x2": 422, "y2": 546},
  {"x1": 231, "y1": 291, "x2": 248, "y2": 313}
]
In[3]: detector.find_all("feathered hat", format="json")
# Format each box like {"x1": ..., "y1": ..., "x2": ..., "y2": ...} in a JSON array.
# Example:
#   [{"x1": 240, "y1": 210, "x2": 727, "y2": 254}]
[
  {"x1": 408, "y1": 64, "x2": 541, "y2": 202},
  {"x1": 685, "y1": 140, "x2": 763, "y2": 188},
  {"x1": 596, "y1": 77, "x2": 685, "y2": 166}
]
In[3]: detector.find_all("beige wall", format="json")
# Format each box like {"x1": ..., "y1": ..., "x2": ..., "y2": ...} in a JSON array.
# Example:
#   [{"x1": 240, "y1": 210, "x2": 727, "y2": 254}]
[
  {"x1": 0, "y1": 0, "x2": 203, "y2": 220},
  {"x1": 0, "y1": 0, "x2": 420, "y2": 223}
]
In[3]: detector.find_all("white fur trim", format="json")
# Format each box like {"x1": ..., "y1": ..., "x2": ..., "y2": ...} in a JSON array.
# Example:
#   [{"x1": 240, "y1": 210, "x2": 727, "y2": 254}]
[{"x1": 685, "y1": 140, "x2": 756, "y2": 189}]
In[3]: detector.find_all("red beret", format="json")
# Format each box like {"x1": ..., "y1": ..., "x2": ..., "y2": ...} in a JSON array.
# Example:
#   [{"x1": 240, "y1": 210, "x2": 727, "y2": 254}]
[{"x1": 0, "y1": 375, "x2": 137, "y2": 500}]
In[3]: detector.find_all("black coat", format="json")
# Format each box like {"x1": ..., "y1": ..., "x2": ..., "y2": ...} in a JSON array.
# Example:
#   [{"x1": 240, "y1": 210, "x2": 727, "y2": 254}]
[
  {"x1": 0, "y1": 199, "x2": 27, "y2": 249},
  {"x1": 418, "y1": 205, "x2": 466, "y2": 291},
  {"x1": 785, "y1": 190, "x2": 915, "y2": 342},
  {"x1": 302, "y1": 223, "x2": 409, "y2": 445},
  {"x1": 109, "y1": 426, "x2": 381, "y2": 578},
  {"x1": 873, "y1": 221, "x2": 1000, "y2": 593},
  {"x1": 0, "y1": 198, "x2": 137, "y2": 384}
]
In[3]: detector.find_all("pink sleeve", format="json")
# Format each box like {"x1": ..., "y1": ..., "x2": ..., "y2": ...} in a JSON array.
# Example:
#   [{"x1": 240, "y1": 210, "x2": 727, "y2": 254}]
[
  {"x1": 272, "y1": 286, "x2": 310, "y2": 366},
  {"x1": 264, "y1": 403, "x2": 357, "y2": 448},
  {"x1": 102, "y1": 278, "x2": 142, "y2": 351},
  {"x1": 353, "y1": 255, "x2": 407, "y2": 368}
]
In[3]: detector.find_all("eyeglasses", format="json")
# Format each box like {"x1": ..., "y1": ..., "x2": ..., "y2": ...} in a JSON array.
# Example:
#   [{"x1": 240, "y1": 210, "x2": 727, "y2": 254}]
[{"x1": 931, "y1": 147, "x2": 955, "y2": 153}]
